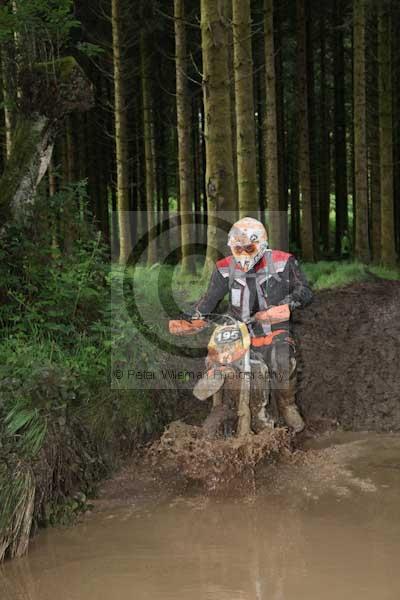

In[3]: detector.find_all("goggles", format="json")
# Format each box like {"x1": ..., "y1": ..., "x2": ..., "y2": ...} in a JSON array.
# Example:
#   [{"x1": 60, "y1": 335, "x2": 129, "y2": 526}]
[{"x1": 232, "y1": 243, "x2": 258, "y2": 255}]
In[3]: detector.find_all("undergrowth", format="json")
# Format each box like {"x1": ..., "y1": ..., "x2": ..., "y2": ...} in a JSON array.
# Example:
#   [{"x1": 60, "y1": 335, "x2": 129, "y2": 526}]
[{"x1": 0, "y1": 191, "x2": 174, "y2": 562}]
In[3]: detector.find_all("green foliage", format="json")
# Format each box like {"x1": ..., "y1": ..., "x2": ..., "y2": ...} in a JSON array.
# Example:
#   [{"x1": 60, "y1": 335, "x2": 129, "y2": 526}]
[
  {"x1": 0, "y1": 0, "x2": 101, "y2": 78},
  {"x1": 0, "y1": 459, "x2": 35, "y2": 561},
  {"x1": 0, "y1": 184, "x2": 174, "y2": 560},
  {"x1": 368, "y1": 264, "x2": 400, "y2": 281},
  {"x1": 127, "y1": 263, "x2": 207, "y2": 309},
  {"x1": 0, "y1": 0, "x2": 79, "y2": 48},
  {"x1": 303, "y1": 261, "x2": 400, "y2": 290},
  {"x1": 76, "y1": 42, "x2": 104, "y2": 58},
  {"x1": 43, "y1": 493, "x2": 92, "y2": 528},
  {"x1": 1, "y1": 185, "x2": 108, "y2": 341}
]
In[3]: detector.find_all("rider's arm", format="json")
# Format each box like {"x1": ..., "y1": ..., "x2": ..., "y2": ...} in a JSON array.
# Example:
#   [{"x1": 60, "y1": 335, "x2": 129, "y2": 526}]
[
  {"x1": 193, "y1": 268, "x2": 229, "y2": 316},
  {"x1": 279, "y1": 256, "x2": 313, "y2": 309}
]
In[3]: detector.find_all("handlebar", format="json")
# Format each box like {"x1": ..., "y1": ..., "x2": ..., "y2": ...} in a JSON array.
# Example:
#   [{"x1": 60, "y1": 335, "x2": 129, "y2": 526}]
[
  {"x1": 195, "y1": 313, "x2": 239, "y2": 325},
  {"x1": 170, "y1": 305, "x2": 290, "y2": 336},
  {"x1": 185, "y1": 305, "x2": 290, "y2": 325}
]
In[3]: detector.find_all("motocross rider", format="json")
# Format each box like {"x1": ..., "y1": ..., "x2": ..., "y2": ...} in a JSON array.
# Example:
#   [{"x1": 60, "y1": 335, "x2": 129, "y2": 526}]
[{"x1": 191, "y1": 217, "x2": 313, "y2": 433}]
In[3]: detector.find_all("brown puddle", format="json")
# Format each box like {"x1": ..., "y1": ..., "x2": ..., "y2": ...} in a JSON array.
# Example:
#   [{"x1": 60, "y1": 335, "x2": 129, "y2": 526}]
[{"x1": 1, "y1": 432, "x2": 400, "y2": 600}]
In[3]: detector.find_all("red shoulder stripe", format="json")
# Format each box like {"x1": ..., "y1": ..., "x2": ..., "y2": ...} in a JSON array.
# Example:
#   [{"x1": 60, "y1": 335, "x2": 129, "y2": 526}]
[
  {"x1": 216, "y1": 256, "x2": 233, "y2": 269},
  {"x1": 271, "y1": 250, "x2": 292, "y2": 262}
]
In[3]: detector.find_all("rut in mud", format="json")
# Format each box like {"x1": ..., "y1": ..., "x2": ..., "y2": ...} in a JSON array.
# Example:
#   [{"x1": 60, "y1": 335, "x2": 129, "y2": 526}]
[{"x1": 295, "y1": 279, "x2": 400, "y2": 432}]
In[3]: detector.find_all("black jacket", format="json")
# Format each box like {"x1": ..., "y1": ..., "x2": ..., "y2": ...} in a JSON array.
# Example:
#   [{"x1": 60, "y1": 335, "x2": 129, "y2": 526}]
[{"x1": 195, "y1": 251, "x2": 312, "y2": 334}]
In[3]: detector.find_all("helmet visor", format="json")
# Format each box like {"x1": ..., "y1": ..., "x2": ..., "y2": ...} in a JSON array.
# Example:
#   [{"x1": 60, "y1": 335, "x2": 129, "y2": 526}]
[{"x1": 232, "y1": 244, "x2": 258, "y2": 255}]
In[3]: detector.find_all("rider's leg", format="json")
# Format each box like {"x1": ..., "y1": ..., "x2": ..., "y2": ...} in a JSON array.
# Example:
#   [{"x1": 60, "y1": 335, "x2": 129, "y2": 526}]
[{"x1": 267, "y1": 340, "x2": 305, "y2": 433}]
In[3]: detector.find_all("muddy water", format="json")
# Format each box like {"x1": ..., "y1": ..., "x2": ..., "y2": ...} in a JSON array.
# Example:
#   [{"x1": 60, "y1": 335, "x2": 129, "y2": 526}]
[{"x1": 2, "y1": 433, "x2": 400, "y2": 600}]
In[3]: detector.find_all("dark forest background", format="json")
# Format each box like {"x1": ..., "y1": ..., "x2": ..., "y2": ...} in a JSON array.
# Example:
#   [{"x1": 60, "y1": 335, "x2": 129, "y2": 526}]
[{"x1": 1, "y1": 0, "x2": 400, "y2": 269}]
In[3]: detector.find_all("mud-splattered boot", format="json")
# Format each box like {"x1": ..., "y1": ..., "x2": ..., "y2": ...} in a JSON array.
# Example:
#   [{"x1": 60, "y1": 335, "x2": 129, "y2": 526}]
[
  {"x1": 270, "y1": 347, "x2": 305, "y2": 434},
  {"x1": 275, "y1": 379, "x2": 305, "y2": 434},
  {"x1": 280, "y1": 404, "x2": 305, "y2": 434}
]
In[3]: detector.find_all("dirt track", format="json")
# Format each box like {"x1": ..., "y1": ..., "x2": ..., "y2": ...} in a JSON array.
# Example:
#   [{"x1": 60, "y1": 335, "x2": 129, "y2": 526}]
[{"x1": 295, "y1": 279, "x2": 400, "y2": 432}]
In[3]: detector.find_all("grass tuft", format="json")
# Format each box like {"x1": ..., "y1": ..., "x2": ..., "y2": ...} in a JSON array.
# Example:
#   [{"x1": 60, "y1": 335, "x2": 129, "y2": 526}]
[{"x1": 303, "y1": 261, "x2": 400, "y2": 290}]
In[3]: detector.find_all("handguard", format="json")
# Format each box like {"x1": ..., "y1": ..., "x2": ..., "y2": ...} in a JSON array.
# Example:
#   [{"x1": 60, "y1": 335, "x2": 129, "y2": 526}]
[
  {"x1": 255, "y1": 304, "x2": 291, "y2": 325},
  {"x1": 169, "y1": 319, "x2": 208, "y2": 336}
]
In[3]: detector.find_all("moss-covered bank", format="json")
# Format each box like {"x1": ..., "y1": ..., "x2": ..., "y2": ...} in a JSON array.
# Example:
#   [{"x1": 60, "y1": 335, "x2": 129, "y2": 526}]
[{"x1": 0, "y1": 223, "x2": 175, "y2": 562}]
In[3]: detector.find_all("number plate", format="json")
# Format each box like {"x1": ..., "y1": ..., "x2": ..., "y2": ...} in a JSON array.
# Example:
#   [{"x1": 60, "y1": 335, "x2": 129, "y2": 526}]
[{"x1": 215, "y1": 329, "x2": 241, "y2": 345}]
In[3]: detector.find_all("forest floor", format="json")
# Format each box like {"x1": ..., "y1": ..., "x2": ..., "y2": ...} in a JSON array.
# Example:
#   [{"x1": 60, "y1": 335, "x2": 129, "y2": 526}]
[{"x1": 93, "y1": 277, "x2": 400, "y2": 508}]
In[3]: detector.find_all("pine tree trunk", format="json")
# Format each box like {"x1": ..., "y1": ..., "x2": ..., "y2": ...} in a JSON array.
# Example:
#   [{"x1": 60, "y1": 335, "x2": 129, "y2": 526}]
[
  {"x1": 227, "y1": 0, "x2": 239, "y2": 215},
  {"x1": 367, "y1": 13, "x2": 380, "y2": 263},
  {"x1": 378, "y1": 3, "x2": 397, "y2": 266},
  {"x1": 296, "y1": 0, "x2": 314, "y2": 261},
  {"x1": 140, "y1": 30, "x2": 157, "y2": 265},
  {"x1": 48, "y1": 157, "x2": 57, "y2": 197},
  {"x1": 157, "y1": 101, "x2": 169, "y2": 252},
  {"x1": 370, "y1": 129, "x2": 381, "y2": 262},
  {"x1": 66, "y1": 115, "x2": 77, "y2": 183},
  {"x1": 0, "y1": 116, "x2": 56, "y2": 221},
  {"x1": 134, "y1": 87, "x2": 146, "y2": 240},
  {"x1": 319, "y1": 11, "x2": 331, "y2": 254},
  {"x1": 111, "y1": 0, "x2": 131, "y2": 264},
  {"x1": 48, "y1": 156, "x2": 59, "y2": 254},
  {"x1": 333, "y1": 0, "x2": 348, "y2": 255},
  {"x1": 0, "y1": 58, "x2": 92, "y2": 225},
  {"x1": 393, "y1": 8, "x2": 400, "y2": 256},
  {"x1": 1, "y1": 42, "x2": 16, "y2": 159},
  {"x1": 151, "y1": 115, "x2": 158, "y2": 233},
  {"x1": 87, "y1": 109, "x2": 99, "y2": 221},
  {"x1": 76, "y1": 112, "x2": 86, "y2": 182},
  {"x1": 201, "y1": 0, "x2": 235, "y2": 275},
  {"x1": 192, "y1": 99, "x2": 202, "y2": 241},
  {"x1": 98, "y1": 75, "x2": 111, "y2": 244},
  {"x1": 64, "y1": 117, "x2": 77, "y2": 254},
  {"x1": 264, "y1": 0, "x2": 283, "y2": 248},
  {"x1": 174, "y1": 0, "x2": 195, "y2": 274},
  {"x1": 289, "y1": 125, "x2": 301, "y2": 249},
  {"x1": 60, "y1": 131, "x2": 69, "y2": 187},
  {"x1": 275, "y1": 6, "x2": 288, "y2": 215},
  {"x1": 94, "y1": 109, "x2": 111, "y2": 244},
  {"x1": 306, "y1": 4, "x2": 319, "y2": 259},
  {"x1": 161, "y1": 149, "x2": 170, "y2": 247},
  {"x1": 353, "y1": 0, "x2": 370, "y2": 263},
  {"x1": 256, "y1": 81, "x2": 266, "y2": 220},
  {"x1": 254, "y1": 31, "x2": 266, "y2": 218},
  {"x1": 232, "y1": 0, "x2": 258, "y2": 218}
]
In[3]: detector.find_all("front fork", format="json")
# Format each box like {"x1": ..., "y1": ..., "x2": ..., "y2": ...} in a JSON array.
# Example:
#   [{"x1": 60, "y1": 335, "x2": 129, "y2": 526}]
[
  {"x1": 211, "y1": 350, "x2": 271, "y2": 437},
  {"x1": 212, "y1": 387, "x2": 223, "y2": 408},
  {"x1": 237, "y1": 349, "x2": 252, "y2": 436}
]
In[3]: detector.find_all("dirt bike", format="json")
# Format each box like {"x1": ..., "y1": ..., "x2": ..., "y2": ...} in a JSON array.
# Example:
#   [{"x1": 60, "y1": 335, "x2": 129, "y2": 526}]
[{"x1": 169, "y1": 305, "x2": 291, "y2": 439}]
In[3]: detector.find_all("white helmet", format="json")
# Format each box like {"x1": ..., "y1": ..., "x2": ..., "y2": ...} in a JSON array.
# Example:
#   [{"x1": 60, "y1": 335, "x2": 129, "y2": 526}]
[{"x1": 228, "y1": 217, "x2": 268, "y2": 272}]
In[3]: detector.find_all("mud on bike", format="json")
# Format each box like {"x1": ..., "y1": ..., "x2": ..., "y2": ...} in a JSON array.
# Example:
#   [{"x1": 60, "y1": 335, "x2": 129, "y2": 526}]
[{"x1": 169, "y1": 305, "x2": 291, "y2": 439}]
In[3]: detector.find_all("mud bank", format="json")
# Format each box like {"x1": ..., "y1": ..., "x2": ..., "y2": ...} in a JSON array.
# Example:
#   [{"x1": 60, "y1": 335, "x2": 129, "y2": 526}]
[{"x1": 295, "y1": 279, "x2": 400, "y2": 432}]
